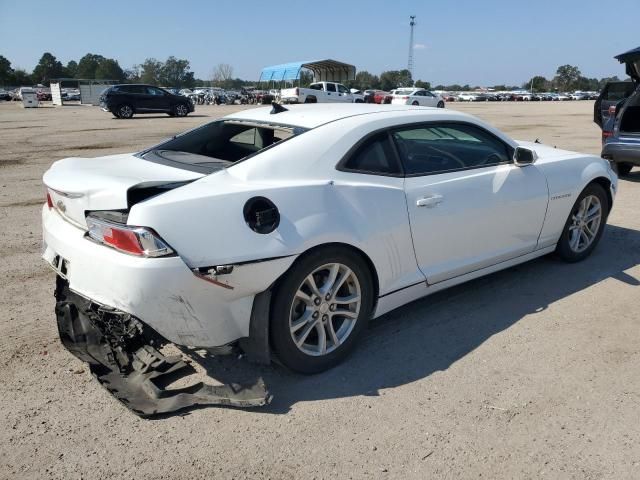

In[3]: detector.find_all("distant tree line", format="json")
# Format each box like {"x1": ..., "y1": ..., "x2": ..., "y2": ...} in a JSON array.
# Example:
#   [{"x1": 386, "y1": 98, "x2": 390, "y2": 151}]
[{"x1": 0, "y1": 52, "x2": 629, "y2": 93}]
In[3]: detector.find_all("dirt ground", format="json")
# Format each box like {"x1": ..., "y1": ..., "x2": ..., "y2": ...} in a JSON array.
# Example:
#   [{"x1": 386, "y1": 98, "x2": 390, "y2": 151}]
[{"x1": 1, "y1": 101, "x2": 639, "y2": 480}]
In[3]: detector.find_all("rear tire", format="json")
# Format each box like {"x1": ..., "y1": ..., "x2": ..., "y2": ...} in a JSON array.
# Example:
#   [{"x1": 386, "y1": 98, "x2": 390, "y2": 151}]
[
  {"x1": 271, "y1": 246, "x2": 374, "y2": 374},
  {"x1": 555, "y1": 183, "x2": 609, "y2": 263},
  {"x1": 437, "y1": 101, "x2": 445, "y2": 108},
  {"x1": 616, "y1": 163, "x2": 633, "y2": 176},
  {"x1": 411, "y1": 101, "x2": 419, "y2": 106}
]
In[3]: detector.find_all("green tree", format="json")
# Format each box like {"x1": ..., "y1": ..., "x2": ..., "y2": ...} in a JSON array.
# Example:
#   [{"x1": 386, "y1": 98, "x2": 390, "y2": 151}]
[
  {"x1": 65, "y1": 60, "x2": 78, "y2": 78},
  {"x1": 379, "y1": 69, "x2": 413, "y2": 91},
  {"x1": 525, "y1": 76, "x2": 548, "y2": 92},
  {"x1": 160, "y1": 56, "x2": 194, "y2": 88},
  {"x1": 31, "y1": 52, "x2": 65, "y2": 85},
  {"x1": 76, "y1": 53, "x2": 106, "y2": 78},
  {"x1": 12, "y1": 68, "x2": 32, "y2": 86},
  {"x1": 554, "y1": 64, "x2": 581, "y2": 91},
  {"x1": 139, "y1": 58, "x2": 164, "y2": 85},
  {"x1": 352, "y1": 70, "x2": 380, "y2": 90},
  {"x1": 0, "y1": 55, "x2": 14, "y2": 86},
  {"x1": 94, "y1": 58, "x2": 125, "y2": 81},
  {"x1": 414, "y1": 79, "x2": 431, "y2": 89}
]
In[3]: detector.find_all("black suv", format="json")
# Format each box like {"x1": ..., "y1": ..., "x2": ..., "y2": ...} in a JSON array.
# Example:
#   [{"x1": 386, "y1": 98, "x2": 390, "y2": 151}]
[{"x1": 99, "y1": 84, "x2": 194, "y2": 119}]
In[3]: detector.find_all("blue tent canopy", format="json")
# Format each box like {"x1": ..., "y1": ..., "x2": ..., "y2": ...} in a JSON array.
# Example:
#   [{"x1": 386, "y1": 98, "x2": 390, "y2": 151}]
[{"x1": 259, "y1": 59, "x2": 356, "y2": 83}]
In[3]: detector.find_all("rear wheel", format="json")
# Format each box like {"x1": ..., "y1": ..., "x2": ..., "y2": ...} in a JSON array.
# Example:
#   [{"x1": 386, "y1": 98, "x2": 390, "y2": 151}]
[
  {"x1": 616, "y1": 163, "x2": 633, "y2": 176},
  {"x1": 556, "y1": 183, "x2": 609, "y2": 262},
  {"x1": 271, "y1": 247, "x2": 374, "y2": 374},
  {"x1": 437, "y1": 101, "x2": 445, "y2": 108},
  {"x1": 117, "y1": 104, "x2": 133, "y2": 119},
  {"x1": 411, "y1": 100, "x2": 419, "y2": 106}
]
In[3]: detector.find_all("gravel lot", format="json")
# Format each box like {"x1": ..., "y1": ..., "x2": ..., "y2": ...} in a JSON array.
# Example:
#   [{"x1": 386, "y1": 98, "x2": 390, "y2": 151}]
[{"x1": 1, "y1": 101, "x2": 639, "y2": 479}]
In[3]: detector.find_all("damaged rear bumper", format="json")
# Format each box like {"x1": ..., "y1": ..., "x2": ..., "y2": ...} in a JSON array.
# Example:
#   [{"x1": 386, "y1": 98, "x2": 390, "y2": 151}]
[{"x1": 54, "y1": 278, "x2": 269, "y2": 417}]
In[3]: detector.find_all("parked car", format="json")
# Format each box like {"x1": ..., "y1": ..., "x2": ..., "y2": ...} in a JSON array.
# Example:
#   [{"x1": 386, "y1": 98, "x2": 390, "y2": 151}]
[
  {"x1": 457, "y1": 92, "x2": 477, "y2": 101},
  {"x1": 0, "y1": 89, "x2": 11, "y2": 101},
  {"x1": 99, "y1": 84, "x2": 194, "y2": 119},
  {"x1": 390, "y1": 88, "x2": 445, "y2": 107},
  {"x1": 601, "y1": 46, "x2": 640, "y2": 176},
  {"x1": 42, "y1": 103, "x2": 617, "y2": 415},
  {"x1": 280, "y1": 82, "x2": 364, "y2": 104}
]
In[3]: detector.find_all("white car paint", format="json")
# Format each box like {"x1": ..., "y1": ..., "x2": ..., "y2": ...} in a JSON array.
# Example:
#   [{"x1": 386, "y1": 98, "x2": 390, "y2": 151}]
[
  {"x1": 42, "y1": 104, "x2": 617, "y2": 349},
  {"x1": 390, "y1": 88, "x2": 444, "y2": 107}
]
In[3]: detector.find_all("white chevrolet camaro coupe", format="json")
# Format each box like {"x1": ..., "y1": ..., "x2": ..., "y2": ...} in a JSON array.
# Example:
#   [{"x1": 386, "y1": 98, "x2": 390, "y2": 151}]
[{"x1": 43, "y1": 104, "x2": 617, "y2": 414}]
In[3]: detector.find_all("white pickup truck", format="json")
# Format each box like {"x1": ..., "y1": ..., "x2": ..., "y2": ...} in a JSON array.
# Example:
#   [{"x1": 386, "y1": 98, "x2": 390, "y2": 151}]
[{"x1": 280, "y1": 82, "x2": 364, "y2": 104}]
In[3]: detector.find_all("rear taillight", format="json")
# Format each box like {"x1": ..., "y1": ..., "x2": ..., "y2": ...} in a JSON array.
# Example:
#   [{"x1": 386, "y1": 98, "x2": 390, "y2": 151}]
[
  {"x1": 46, "y1": 190, "x2": 53, "y2": 209},
  {"x1": 85, "y1": 216, "x2": 174, "y2": 257},
  {"x1": 402, "y1": 96, "x2": 409, "y2": 99},
  {"x1": 602, "y1": 131, "x2": 613, "y2": 144}
]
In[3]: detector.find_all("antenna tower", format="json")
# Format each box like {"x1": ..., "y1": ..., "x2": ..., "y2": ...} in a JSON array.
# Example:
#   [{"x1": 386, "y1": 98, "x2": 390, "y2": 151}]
[{"x1": 407, "y1": 15, "x2": 416, "y2": 80}]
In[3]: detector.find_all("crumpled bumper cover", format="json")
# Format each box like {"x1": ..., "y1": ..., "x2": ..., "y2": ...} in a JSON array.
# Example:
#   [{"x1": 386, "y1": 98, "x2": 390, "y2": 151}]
[{"x1": 54, "y1": 278, "x2": 270, "y2": 417}]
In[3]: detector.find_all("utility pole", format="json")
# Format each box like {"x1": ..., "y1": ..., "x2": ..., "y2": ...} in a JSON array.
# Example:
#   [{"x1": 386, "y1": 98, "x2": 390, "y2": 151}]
[{"x1": 407, "y1": 15, "x2": 416, "y2": 82}]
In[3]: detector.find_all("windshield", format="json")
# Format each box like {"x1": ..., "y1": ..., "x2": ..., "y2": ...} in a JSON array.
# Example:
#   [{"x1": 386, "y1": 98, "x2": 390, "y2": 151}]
[{"x1": 138, "y1": 119, "x2": 308, "y2": 174}]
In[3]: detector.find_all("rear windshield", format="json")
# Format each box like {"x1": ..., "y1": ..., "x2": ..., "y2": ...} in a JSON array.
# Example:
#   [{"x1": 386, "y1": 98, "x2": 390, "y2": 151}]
[
  {"x1": 605, "y1": 82, "x2": 636, "y2": 101},
  {"x1": 138, "y1": 119, "x2": 308, "y2": 174}
]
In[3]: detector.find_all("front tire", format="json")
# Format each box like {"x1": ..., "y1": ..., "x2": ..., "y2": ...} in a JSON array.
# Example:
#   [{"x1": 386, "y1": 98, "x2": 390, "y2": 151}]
[
  {"x1": 556, "y1": 183, "x2": 609, "y2": 262},
  {"x1": 174, "y1": 103, "x2": 189, "y2": 117},
  {"x1": 271, "y1": 247, "x2": 374, "y2": 374},
  {"x1": 117, "y1": 104, "x2": 133, "y2": 119}
]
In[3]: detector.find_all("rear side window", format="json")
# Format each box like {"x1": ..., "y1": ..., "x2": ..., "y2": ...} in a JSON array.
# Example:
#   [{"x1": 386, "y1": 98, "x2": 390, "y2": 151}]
[
  {"x1": 326, "y1": 83, "x2": 336, "y2": 92},
  {"x1": 342, "y1": 133, "x2": 401, "y2": 175},
  {"x1": 392, "y1": 123, "x2": 512, "y2": 176}
]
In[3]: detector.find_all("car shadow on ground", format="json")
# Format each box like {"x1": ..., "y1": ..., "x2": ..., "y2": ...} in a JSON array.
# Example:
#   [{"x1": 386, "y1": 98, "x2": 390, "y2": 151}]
[
  {"x1": 113, "y1": 115, "x2": 209, "y2": 120},
  {"x1": 620, "y1": 170, "x2": 640, "y2": 183},
  {"x1": 179, "y1": 224, "x2": 640, "y2": 416}
]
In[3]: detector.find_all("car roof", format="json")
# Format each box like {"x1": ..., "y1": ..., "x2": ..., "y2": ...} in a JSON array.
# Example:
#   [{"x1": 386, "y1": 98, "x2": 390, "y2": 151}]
[{"x1": 224, "y1": 104, "x2": 474, "y2": 130}]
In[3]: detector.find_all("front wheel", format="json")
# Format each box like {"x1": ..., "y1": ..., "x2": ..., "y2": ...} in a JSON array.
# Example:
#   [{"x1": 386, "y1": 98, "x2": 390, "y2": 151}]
[
  {"x1": 117, "y1": 104, "x2": 133, "y2": 119},
  {"x1": 556, "y1": 183, "x2": 609, "y2": 262},
  {"x1": 271, "y1": 247, "x2": 374, "y2": 374},
  {"x1": 174, "y1": 103, "x2": 189, "y2": 117}
]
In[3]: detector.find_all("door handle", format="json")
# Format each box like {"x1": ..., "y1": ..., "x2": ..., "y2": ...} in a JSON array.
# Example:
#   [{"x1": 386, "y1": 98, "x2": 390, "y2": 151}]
[{"x1": 416, "y1": 195, "x2": 443, "y2": 208}]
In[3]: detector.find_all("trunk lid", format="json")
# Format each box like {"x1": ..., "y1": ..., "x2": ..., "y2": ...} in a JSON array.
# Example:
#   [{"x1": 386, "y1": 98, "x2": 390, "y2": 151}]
[
  {"x1": 43, "y1": 153, "x2": 204, "y2": 228},
  {"x1": 615, "y1": 46, "x2": 640, "y2": 82}
]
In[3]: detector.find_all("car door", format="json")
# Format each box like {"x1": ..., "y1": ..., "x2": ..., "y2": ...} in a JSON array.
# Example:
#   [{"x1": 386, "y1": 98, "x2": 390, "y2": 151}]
[
  {"x1": 143, "y1": 86, "x2": 171, "y2": 112},
  {"x1": 324, "y1": 83, "x2": 337, "y2": 101},
  {"x1": 396, "y1": 122, "x2": 549, "y2": 284},
  {"x1": 336, "y1": 84, "x2": 352, "y2": 102},
  {"x1": 423, "y1": 91, "x2": 439, "y2": 107}
]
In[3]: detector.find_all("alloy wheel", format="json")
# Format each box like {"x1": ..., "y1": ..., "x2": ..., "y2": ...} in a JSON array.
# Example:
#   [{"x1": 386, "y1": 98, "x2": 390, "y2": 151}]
[
  {"x1": 289, "y1": 263, "x2": 361, "y2": 357},
  {"x1": 568, "y1": 194, "x2": 602, "y2": 253}
]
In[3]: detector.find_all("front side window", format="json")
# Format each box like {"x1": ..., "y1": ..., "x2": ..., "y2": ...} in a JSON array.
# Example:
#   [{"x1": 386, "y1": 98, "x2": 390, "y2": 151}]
[
  {"x1": 342, "y1": 133, "x2": 400, "y2": 175},
  {"x1": 337, "y1": 84, "x2": 349, "y2": 94},
  {"x1": 392, "y1": 123, "x2": 512, "y2": 176}
]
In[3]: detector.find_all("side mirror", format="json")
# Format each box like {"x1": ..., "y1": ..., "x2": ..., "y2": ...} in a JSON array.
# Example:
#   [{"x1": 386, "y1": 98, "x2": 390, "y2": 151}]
[{"x1": 514, "y1": 146, "x2": 538, "y2": 166}]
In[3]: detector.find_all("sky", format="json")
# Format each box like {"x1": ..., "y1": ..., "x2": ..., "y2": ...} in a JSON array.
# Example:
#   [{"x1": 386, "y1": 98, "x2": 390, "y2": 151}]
[{"x1": 1, "y1": 0, "x2": 637, "y2": 86}]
